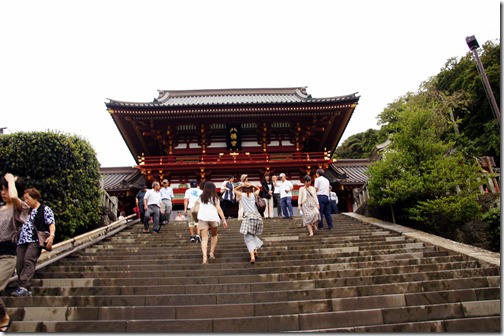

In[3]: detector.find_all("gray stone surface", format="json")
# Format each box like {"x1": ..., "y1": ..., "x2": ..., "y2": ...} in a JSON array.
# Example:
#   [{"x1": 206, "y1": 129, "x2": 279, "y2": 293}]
[{"x1": 5, "y1": 214, "x2": 500, "y2": 332}]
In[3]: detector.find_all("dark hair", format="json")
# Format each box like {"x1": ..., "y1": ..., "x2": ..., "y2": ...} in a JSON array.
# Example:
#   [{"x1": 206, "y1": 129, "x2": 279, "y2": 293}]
[
  {"x1": 228, "y1": 175, "x2": 234, "y2": 180},
  {"x1": 24, "y1": 187, "x2": 41, "y2": 201},
  {"x1": 264, "y1": 173, "x2": 270, "y2": 180},
  {"x1": 200, "y1": 182, "x2": 218, "y2": 204},
  {"x1": 190, "y1": 180, "x2": 198, "y2": 188},
  {"x1": 303, "y1": 175, "x2": 311, "y2": 183},
  {"x1": 1, "y1": 175, "x2": 26, "y2": 198},
  {"x1": 199, "y1": 181, "x2": 206, "y2": 189},
  {"x1": 316, "y1": 168, "x2": 325, "y2": 176}
]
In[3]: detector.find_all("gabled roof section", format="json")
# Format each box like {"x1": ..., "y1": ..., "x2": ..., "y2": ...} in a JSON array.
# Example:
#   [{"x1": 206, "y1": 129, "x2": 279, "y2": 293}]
[
  {"x1": 100, "y1": 167, "x2": 146, "y2": 192},
  {"x1": 329, "y1": 159, "x2": 371, "y2": 185},
  {"x1": 106, "y1": 87, "x2": 359, "y2": 107}
]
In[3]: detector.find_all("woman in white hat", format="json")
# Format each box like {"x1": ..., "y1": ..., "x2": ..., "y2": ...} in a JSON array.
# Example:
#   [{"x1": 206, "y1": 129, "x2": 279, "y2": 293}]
[
  {"x1": 236, "y1": 174, "x2": 248, "y2": 220},
  {"x1": 234, "y1": 176, "x2": 263, "y2": 264}
]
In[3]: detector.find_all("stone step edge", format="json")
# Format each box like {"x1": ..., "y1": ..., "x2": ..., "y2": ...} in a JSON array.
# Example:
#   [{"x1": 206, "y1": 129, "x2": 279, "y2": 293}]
[
  {"x1": 302, "y1": 316, "x2": 502, "y2": 332},
  {"x1": 8, "y1": 300, "x2": 501, "y2": 332},
  {"x1": 9, "y1": 291, "x2": 501, "y2": 321},
  {"x1": 36, "y1": 260, "x2": 485, "y2": 280},
  {"x1": 344, "y1": 213, "x2": 500, "y2": 267}
]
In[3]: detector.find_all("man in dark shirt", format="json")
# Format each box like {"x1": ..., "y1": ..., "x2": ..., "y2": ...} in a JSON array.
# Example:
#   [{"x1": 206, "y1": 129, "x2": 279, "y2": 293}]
[{"x1": 135, "y1": 184, "x2": 147, "y2": 222}]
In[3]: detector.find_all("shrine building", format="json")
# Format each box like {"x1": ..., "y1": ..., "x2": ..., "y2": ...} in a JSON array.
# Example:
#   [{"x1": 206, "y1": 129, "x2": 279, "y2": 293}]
[{"x1": 104, "y1": 86, "x2": 361, "y2": 213}]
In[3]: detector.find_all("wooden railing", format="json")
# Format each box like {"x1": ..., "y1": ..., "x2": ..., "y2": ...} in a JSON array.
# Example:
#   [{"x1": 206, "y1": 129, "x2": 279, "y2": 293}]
[
  {"x1": 101, "y1": 189, "x2": 118, "y2": 219},
  {"x1": 140, "y1": 152, "x2": 330, "y2": 166}
]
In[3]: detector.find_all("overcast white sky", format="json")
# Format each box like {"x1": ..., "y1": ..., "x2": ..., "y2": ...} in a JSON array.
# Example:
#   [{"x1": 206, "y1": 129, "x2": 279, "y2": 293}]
[{"x1": 1, "y1": 0, "x2": 500, "y2": 167}]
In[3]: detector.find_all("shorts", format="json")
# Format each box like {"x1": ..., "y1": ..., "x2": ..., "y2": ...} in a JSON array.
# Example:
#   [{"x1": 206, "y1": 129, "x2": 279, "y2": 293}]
[
  {"x1": 197, "y1": 220, "x2": 219, "y2": 230},
  {"x1": 188, "y1": 214, "x2": 198, "y2": 228}
]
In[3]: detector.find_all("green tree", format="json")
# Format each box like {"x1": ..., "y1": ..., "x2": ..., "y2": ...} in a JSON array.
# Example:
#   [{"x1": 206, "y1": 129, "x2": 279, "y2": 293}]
[
  {"x1": 0, "y1": 131, "x2": 102, "y2": 240},
  {"x1": 367, "y1": 91, "x2": 483, "y2": 232},
  {"x1": 434, "y1": 39, "x2": 500, "y2": 162},
  {"x1": 335, "y1": 128, "x2": 386, "y2": 159},
  {"x1": 344, "y1": 40, "x2": 500, "y2": 164}
]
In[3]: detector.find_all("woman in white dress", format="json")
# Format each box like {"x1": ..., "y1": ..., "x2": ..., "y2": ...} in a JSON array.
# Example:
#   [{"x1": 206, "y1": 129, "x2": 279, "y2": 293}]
[
  {"x1": 197, "y1": 183, "x2": 228, "y2": 264},
  {"x1": 234, "y1": 178, "x2": 263, "y2": 264},
  {"x1": 297, "y1": 175, "x2": 320, "y2": 236}
]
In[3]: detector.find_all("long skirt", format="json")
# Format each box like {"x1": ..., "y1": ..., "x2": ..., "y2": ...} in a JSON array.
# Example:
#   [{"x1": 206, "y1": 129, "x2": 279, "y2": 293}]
[
  {"x1": 244, "y1": 233, "x2": 263, "y2": 253},
  {"x1": 301, "y1": 194, "x2": 320, "y2": 227}
]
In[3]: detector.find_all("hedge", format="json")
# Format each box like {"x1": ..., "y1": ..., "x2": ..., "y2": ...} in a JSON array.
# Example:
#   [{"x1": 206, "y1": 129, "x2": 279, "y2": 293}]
[{"x1": 0, "y1": 131, "x2": 102, "y2": 241}]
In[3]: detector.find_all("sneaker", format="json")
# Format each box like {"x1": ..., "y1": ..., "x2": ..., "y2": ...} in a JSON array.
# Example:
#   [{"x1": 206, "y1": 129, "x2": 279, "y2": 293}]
[
  {"x1": 12, "y1": 287, "x2": 31, "y2": 296},
  {"x1": 190, "y1": 236, "x2": 195, "y2": 242},
  {"x1": 195, "y1": 235, "x2": 201, "y2": 243}
]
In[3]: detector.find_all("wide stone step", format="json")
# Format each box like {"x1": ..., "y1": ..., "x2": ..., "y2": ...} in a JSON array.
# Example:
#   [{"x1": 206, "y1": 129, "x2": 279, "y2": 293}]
[
  {"x1": 23, "y1": 268, "x2": 499, "y2": 298},
  {"x1": 37, "y1": 254, "x2": 472, "y2": 273},
  {"x1": 8, "y1": 300, "x2": 501, "y2": 332},
  {"x1": 52, "y1": 245, "x2": 446, "y2": 264},
  {"x1": 3, "y1": 214, "x2": 499, "y2": 332},
  {"x1": 9, "y1": 287, "x2": 500, "y2": 322},
  {"x1": 5, "y1": 278, "x2": 499, "y2": 309},
  {"x1": 50, "y1": 251, "x2": 459, "y2": 269},
  {"x1": 35, "y1": 260, "x2": 483, "y2": 280},
  {"x1": 314, "y1": 316, "x2": 501, "y2": 332}
]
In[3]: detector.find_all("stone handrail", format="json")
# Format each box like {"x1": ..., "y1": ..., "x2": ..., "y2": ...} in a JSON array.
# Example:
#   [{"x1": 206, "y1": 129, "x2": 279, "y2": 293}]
[
  {"x1": 352, "y1": 182, "x2": 369, "y2": 212},
  {"x1": 8, "y1": 214, "x2": 138, "y2": 284}
]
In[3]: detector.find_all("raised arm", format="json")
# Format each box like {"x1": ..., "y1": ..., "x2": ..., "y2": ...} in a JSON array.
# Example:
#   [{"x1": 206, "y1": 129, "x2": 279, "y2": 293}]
[{"x1": 5, "y1": 173, "x2": 22, "y2": 211}]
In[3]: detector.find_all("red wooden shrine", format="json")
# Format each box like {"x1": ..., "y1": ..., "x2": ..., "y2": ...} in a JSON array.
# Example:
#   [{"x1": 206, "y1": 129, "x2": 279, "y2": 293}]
[{"x1": 105, "y1": 87, "x2": 360, "y2": 205}]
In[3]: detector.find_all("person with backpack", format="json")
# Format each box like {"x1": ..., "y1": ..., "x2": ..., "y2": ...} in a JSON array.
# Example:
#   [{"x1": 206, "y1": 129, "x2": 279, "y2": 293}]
[
  {"x1": 13, "y1": 187, "x2": 55, "y2": 297},
  {"x1": 234, "y1": 179, "x2": 263, "y2": 264}
]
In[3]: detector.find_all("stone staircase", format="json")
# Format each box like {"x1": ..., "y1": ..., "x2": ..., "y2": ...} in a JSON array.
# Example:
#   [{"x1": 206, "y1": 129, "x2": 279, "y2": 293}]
[{"x1": 3, "y1": 214, "x2": 500, "y2": 332}]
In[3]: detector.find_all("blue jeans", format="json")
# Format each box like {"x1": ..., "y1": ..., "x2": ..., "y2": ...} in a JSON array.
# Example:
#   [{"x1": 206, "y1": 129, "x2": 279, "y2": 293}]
[
  {"x1": 317, "y1": 195, "x2": 333, "y2": 229},
  {"x1": 280, "y1": 197, "x2": 293, "y2": 218},
  {"x1": 330, "y1": 201, "x2": 339, "y2": 214}
]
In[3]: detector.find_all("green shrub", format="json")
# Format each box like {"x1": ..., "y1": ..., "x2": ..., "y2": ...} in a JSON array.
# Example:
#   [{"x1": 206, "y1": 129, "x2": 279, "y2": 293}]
[
  {"x1": 482, "y1": 206, "x2": 501, "y2": 252},
  {"x1": 0, "y1": 131, "x2": 102, "y2": 240}
]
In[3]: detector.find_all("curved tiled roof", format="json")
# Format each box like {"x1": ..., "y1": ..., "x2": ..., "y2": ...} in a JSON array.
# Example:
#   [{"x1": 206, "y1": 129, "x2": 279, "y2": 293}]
[
  {"x1": 329, "y1": 159, "x2": 371, "y2": 185},
  {"x1": 106, "y1": 87, "x2": 359, "y2": 107},
  {"x1": 100, "y1": 167, "x2": 145, "y2": 191}
]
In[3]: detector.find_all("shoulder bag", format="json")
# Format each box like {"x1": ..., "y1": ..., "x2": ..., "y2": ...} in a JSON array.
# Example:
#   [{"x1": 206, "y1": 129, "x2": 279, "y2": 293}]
[
  {"x1": 191, "y1": 198, "x2": 200, "y2": 222},
  {"x1": 33, "y1": 205, "x2": 52, "y2": 251}
]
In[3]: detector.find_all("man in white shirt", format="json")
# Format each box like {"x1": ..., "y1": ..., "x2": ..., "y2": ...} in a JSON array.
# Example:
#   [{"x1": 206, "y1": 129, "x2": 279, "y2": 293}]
[
  {"x1": 329, "y1": 186, "x2": 339, "y2": 214},
  {"x1": 174, "y1": 211, "x2": 186, "y2": 221},
  {"x1": 160, "y1": 179, "x2": 174, "y2": 225},
  {"x1": 279, "y1": 173, "x2": 294, "y2": 219},
  {"x1": 184, "y1": 180, "x2": 203, "y2": 242},
  {"x1": 314, "y1": 169, "x2": 333, "y2": 230},
  {"x1": 271, "y1": 175, "x2": 281, "y2": 217},
  {"x1": 143, "y1": 181, "x2": 162, "y2": 233}
]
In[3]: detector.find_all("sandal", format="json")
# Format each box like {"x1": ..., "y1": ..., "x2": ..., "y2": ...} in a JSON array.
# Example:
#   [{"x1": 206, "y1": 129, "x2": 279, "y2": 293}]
[
  {"x1": 0, "y1": 315, "x2": 12, "y2": 333},
  {"x1": 209, "y1": 252, "x2": 215, "y2": 259},
  {"x1": 250, "y1": 258, "x2": 255, "y2": 264},
  {"x1": 202, "y1": 256, "x2": 208, "y2": 265}
]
